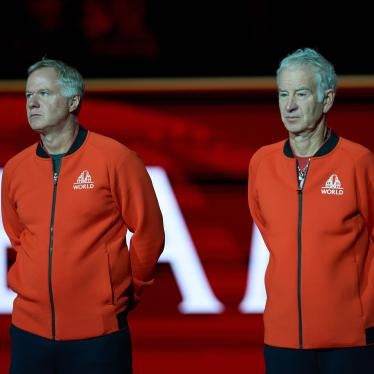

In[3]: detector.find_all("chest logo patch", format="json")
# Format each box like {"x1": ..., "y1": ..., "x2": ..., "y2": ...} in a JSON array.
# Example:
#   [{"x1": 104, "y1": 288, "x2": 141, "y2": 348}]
[
  {"x1": 73, "y1": 170, "x2": 95, "y2": 190},
  {"x1": 321, "y1": 174, "x2": 344, "y2": 196}
]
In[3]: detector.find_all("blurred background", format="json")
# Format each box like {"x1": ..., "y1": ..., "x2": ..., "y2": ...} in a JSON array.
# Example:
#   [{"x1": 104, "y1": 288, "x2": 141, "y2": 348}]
[
  {"x1": 1, "y1": 1, "x2": 374, "y2": 373},
  {"x1": 1, "y1": 0, "x2": 374, "y2": 78}
]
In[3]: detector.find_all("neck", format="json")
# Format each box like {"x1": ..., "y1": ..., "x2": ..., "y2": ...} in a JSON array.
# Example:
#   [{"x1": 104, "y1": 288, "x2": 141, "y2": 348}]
[
  {"x1": 289, "y1": 124, "x2": 327, "y2": 157},
  {"x1": 40, "y1": 121, "x2": 79, "y2": 155}
]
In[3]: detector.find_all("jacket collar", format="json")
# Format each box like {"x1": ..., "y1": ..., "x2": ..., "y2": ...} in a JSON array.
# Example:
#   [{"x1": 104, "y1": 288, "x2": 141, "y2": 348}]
[
  {"x1": 283, "y1": 130, "x2": 339, "y2": 158},
  {"x1": 36, "y1": 127, "x2": 88, "y2": 158}
]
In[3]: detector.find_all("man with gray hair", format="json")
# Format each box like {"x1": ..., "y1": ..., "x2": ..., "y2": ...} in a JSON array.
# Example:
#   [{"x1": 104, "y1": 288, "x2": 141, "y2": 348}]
[
  {"x1": 1, "y1": 58, "x2": 165, "y2": 373},
  {"x1": 248, "y1": 48, "x2": 374, "y2": 373}
]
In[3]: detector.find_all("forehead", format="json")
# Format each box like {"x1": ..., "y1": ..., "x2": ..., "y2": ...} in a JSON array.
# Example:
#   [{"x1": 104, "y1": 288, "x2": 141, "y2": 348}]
[
  {"x1": 278, "y1": 66, "x2": 316, "y2": 90},
  {"x1": 26, "y1": 67, "x2": 59, "y2": 91}
]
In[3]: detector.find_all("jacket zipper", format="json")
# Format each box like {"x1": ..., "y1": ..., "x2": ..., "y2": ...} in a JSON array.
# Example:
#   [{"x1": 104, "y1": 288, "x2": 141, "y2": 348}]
[
  {"x1": 297, "y1": 188, "x2": 303, "y2": 348},
  {"x1": 48, "y1": 170, "x2": 59, "y2": 340},
  {"x1": 296, "y1": 159, "x2": 310, "y2": 349}
]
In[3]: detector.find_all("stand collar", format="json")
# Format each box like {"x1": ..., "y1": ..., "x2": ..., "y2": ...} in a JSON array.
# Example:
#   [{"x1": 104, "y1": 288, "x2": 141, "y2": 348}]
[
  {"x1": 283, "y1": 130, "x2": 339, "y2": 158},
  {"x1": 36, "y1": 127, "x2": 88, "y2": 158}
]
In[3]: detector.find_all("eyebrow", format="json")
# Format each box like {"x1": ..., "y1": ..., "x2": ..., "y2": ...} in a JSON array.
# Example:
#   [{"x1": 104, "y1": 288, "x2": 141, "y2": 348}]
[
  {"x1": 25, "y1": 88, "x2": 49, "y2": 93},
  {"x1": 278, "y1": 87, "x2": 311, "y2": 92}
]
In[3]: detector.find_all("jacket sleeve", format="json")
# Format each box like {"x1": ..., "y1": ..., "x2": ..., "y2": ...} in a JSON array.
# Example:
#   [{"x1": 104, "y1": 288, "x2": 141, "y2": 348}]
[
  {"x1": 111, "y1": 151, "x2": 165, "y2": 306},
  {"x1": 356, "y1": 150, "x2": 374, "y2": 242},
  {"x1": 248, "y1": 155, "x2": 266, "y2": 233},
  {"x1": 1, "y1": 165, "x2": 24, "y2": 252}
]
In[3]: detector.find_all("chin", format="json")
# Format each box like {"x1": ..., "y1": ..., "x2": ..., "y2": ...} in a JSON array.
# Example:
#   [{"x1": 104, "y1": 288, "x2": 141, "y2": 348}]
[
  {"x1": 29, "y1": 123, "x2": 46, "y2": 133},
  {"x1": 284, "y1": 122, "x2": 304, "y2": 132}
]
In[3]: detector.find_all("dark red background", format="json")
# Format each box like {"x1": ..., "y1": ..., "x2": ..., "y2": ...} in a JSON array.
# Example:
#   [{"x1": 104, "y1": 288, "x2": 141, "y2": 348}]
[{"x1": 0, "y1": 81, "x2": 373, "y2": 373}]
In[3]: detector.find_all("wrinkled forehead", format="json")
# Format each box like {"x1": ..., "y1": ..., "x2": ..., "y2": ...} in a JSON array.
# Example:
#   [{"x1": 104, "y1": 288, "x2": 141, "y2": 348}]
[
  {"x1": 26, "y1": 67, "x2": 60, "y2": 91},
  {"x1": 277, "y1": 65, "x2": 316, "y2": 89}
]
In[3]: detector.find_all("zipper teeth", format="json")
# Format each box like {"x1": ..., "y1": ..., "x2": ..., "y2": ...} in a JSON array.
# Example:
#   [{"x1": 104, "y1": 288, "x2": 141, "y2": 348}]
[
  {"x1": 295, "y1": 159, "x2": 310, "y2": 349},
  {"x1": 297, "y1": 189, "x2": 303, "y2": 348},
  {"x1": 48, "y1": 171, "x2": 58, "y2": 340}
]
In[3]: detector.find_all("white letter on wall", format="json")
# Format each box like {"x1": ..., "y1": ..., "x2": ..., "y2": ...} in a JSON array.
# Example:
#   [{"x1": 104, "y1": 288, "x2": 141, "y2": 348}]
[
  {"x1": 239, "y1": 224, "x2": 268, "y2": 313},
  {"x1": 0, "y1": 169, "x2": 16, "y2": 314},
  {"x1": 133, "y1": 167, "x2": 225, "y2": 313}
]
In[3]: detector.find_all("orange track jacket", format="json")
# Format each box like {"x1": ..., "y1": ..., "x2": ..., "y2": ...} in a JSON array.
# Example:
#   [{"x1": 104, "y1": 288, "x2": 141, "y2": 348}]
[
  {"x1": 248, "y1": 132, "x2": 374, "y2": 349},
  {"x1": 1, "y1": 127, "x2": 165, "y2": 340}
]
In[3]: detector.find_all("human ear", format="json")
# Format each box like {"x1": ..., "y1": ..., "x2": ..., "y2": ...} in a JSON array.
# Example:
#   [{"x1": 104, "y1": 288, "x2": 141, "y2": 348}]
[
  {"x1": 69, "y1": 95, "x2": 81, "y2": 112},
  {"x1": 323, "y1": 89, "x2": 335, "y2": 114}
]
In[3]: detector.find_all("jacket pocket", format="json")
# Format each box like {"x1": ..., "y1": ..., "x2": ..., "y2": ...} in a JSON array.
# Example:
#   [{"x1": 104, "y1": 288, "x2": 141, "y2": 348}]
[
  {"x1": 104, "y1": 251, "x2": 115, "y2": 305},
  {"x1": 354, "y1": 263, "x2": 364, "y2": 317},
  {"x1": 105, "y1": 244, "x2": 131, "y2": 305}
]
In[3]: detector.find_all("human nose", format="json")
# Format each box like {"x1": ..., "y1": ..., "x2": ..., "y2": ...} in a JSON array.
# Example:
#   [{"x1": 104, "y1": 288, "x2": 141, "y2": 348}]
[
  {"x1": 285, "y1": 95, "x2": 297, "y2": 111},
  {"x1": 27, "y1": 94, "x2": 39, "y2": 108}
]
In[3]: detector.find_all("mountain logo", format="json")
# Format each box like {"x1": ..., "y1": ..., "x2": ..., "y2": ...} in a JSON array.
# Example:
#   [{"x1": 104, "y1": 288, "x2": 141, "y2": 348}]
[
  {"x1": 73, "y1": 170, "x2": 95, "y2": 190},
  {"x1": 321, "y1": 174, "x2": 343, "y2": 196}
]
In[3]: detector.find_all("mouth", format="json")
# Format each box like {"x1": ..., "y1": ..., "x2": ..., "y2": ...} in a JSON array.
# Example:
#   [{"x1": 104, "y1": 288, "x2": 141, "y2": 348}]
[
  {"x1": 28, "y1": 113, "x2": 41, "y2": 119},
  {"x1": 285, "y1": 116, "x2": 300, "y2": 121}
]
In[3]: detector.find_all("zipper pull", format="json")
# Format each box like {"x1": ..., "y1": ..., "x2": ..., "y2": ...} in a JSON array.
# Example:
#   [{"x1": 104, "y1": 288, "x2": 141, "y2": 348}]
[{"x1": 53, "y1": 172, "x2": 58, "y2": 185}]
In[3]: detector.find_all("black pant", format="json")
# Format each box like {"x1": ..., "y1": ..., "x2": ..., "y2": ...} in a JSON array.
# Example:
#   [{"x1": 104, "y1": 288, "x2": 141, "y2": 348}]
[
  {"x1": 9, "y1": 324, "x2": 132, "y2": 374},
  {"x1": 264, "y1": 344, "x2": 374, "y2": 374}
]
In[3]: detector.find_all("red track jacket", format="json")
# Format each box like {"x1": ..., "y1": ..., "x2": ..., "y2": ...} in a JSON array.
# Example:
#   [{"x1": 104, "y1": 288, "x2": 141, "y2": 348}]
[
  {"x1": 248, "y1": 132, "x2": 374, "y2": 349},
  {"x1": 1, "y1": 127, "x2": 165, "y2": 340}
]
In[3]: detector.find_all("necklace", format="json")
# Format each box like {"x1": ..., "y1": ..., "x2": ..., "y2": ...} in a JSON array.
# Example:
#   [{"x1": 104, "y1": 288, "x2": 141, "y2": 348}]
[
  {"x1": 297, "y1": 158, "x2": 310, "y2": 189},
  {"x1": 297, "y1": 160, "x2": 310, "y2": 180}
]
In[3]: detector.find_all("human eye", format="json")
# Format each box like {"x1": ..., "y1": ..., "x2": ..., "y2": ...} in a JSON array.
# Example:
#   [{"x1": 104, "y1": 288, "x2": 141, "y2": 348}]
[
  {"x1": 39, "y1": 89, "x2": 50, "y2": 96},
  {"x1": 296, "y1": 90, "x2": 309, "y2": 98},
  {"x1": 278, "y1": 91, "x2": 288, "y2": 99},
  {"x1": 25, "y1": 92, "x2": 32, "y2": 100}
]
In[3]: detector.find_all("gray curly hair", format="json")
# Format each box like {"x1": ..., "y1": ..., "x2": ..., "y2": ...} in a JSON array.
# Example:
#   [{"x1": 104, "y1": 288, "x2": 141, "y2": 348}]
[{"x1": 276, "y1": 48, "x2": 337, "y2": 102}]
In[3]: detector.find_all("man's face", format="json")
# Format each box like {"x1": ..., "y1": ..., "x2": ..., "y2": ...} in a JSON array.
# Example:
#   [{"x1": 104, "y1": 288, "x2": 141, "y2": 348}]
[
  {"x1": 277, "y1": 66, "x2": 326, "y2": 135},
  {"x1": 25, "y1": 67, "x2": 71, "y2": 133}
]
